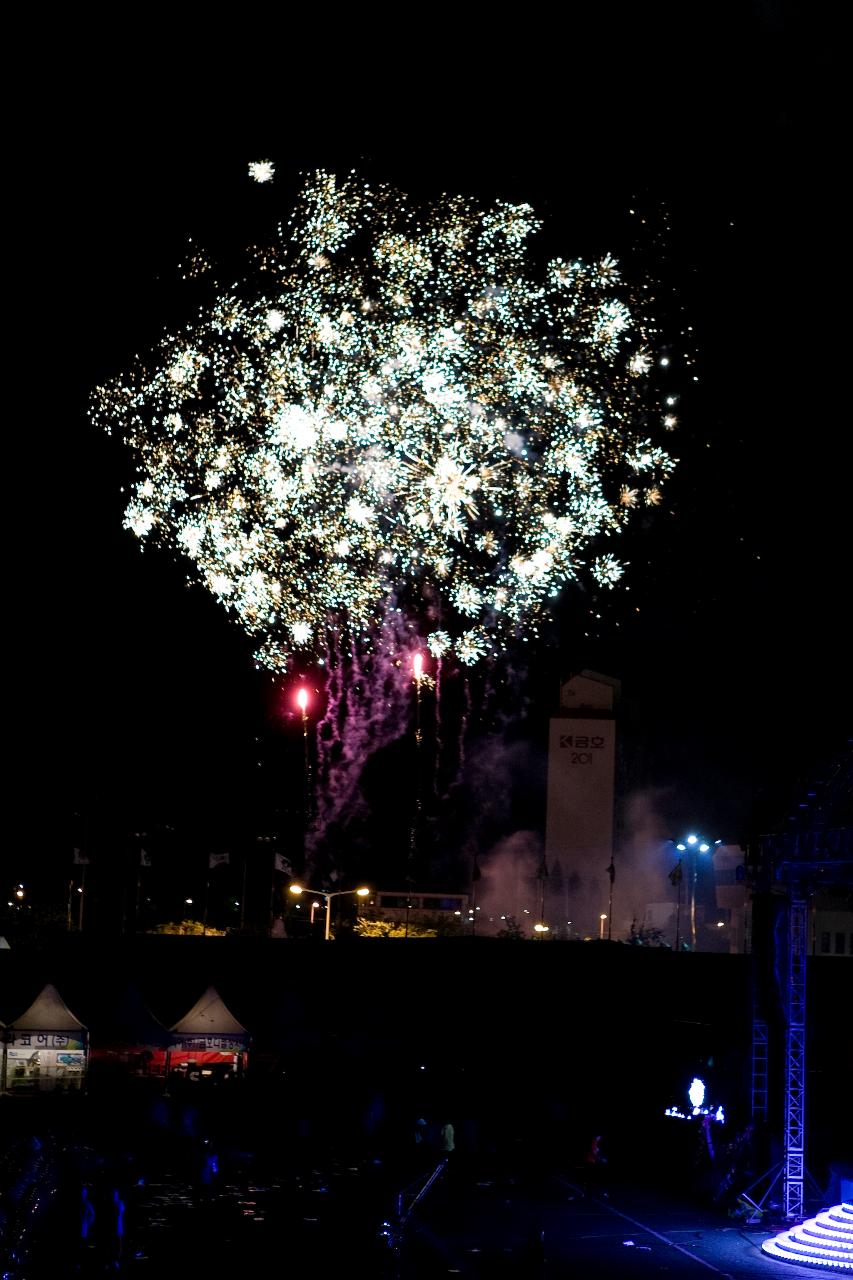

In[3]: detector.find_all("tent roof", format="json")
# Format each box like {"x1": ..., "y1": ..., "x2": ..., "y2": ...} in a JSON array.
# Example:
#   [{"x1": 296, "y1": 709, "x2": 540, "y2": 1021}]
[
  {"x1": 170, "y1": 986, "x2": 247, "y2": 1037},
  {"x1": 11, "y1": 983, "x2": 87, "y2": 1032}
]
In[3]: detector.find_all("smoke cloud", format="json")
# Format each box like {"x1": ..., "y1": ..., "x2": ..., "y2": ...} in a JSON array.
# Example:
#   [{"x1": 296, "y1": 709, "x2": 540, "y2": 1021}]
[{"x1": 471, "y1": 829, "x2": 546, "y2": 937}]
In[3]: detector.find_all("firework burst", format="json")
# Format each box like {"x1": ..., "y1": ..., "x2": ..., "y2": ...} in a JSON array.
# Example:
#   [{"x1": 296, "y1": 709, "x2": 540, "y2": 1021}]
[{"x1": 91, "y1": 169, "x2": 674, "y2": 671}]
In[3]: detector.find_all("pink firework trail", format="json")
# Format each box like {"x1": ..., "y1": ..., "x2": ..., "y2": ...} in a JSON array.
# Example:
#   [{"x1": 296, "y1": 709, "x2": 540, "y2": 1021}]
[{"x1": 307, "y1": 611, "x2": 422, "y2": 874}]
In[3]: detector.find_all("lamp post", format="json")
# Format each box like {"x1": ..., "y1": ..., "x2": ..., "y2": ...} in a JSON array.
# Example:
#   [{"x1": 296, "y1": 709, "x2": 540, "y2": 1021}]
[
  {"x1": 599, "y1": 912, "x2": 607, "y2": 941},
  {"x1": 289, "y1": 884, "x2": 370, "y2": 941},
  {"x1": 672, "y1": 834, "x2": 720, "y2": 950}
]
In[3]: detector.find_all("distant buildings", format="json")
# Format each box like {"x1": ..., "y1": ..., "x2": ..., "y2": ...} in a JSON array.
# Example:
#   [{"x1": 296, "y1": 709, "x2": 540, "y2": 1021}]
[{"x1": 544, "y1": 670, "x2": 755, "y2": 951}]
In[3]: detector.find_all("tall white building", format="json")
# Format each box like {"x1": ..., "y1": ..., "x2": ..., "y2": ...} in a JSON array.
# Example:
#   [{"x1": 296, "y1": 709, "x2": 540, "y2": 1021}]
[{"x1": 545, "y1": 671, "x2": 619, "y2": 938}]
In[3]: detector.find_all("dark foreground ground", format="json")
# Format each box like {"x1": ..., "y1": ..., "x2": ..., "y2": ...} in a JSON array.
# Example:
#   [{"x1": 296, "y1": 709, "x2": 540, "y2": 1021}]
[
  {"x1": 3, "y1": 940, "x2": 850, "y2": 1275},
  {"x1": 0, "y1": 1084, "x2": 840, "y2": 1279}
]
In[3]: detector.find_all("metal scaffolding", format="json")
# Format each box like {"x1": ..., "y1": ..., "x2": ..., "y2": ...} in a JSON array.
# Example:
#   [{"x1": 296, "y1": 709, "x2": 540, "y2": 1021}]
[
  {"x1": 746, "y1": 799, "x2": 852, "y2": 1223},
  {"x1": 742, "y1": 890, "x2": 823, "y2": 1224},
  {"x1": 783, "y1": 896, "x2": 808, "y2": 1220},
  {"x1": 751, "y1": 1017, "x2": 769, "y2": 1124}
]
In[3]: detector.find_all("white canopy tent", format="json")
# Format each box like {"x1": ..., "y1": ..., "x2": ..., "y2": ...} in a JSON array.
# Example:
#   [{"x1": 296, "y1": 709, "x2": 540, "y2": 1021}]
[
  {"x1": 5, "y1": 983, "x2": 88, "y2": 1092},
  {"x1": 160, "y1": 986, "x2": 249, "y2": 1079}
]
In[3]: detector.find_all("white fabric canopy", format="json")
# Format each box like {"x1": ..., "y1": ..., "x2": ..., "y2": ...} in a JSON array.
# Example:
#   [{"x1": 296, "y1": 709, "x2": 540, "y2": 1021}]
[
  {"x1": 11, "y1": 983, "x2": 87, "y2": 1033},
  {"x1": 170, "y1": 986, "x2": 247, "y2": 1037}
]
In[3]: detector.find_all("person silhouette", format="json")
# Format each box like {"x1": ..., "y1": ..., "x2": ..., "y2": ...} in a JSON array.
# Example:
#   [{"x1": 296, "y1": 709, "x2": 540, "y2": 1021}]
[
  {"x1": 585, "y1": 1133, "x2": 608, "y2": 1196},
  {"x1": 194, "y1": 1139, "x2": 220, "y2": 1203},
  {"x1": 108, "y1": 1187, "x2": 126, "y2": 1269},
  {"x1": 76, "y1": 1184, "x2": 96, "y2": 1273},
  {"x1": 80, "y1": 1184, "x2": 96, "y2": 1241}
]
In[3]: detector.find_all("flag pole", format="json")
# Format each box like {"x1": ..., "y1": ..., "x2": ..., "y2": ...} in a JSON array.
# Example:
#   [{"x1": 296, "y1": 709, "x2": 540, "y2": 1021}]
[
  {"x1": 471, "y1": 857, "x2": 480, "y2": 938},
  {"x1": 121, "y1": 844, "x2": 129, "y2": 937},
  {"x1": 536, "y1": 853, "x2": 549, "y2": 932},
  {"x1": 607, "y1": 858, "x2": 615, "y2": 941},
  {"x1": 79, "y1": 864, "x2": 86, "y2": 932}
]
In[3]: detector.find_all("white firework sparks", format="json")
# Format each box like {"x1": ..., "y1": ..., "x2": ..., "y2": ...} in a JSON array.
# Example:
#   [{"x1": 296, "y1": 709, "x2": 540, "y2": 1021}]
[
  {"x1": 91, "y1": 169, "x2": 674, "y2": 671},
  {"x1": 248, "y1": 160, "x2": 275, "y2": 184}
]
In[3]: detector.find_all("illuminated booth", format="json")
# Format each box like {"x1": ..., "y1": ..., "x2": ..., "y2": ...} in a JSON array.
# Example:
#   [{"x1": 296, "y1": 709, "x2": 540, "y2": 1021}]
[
  {"x1": 156, "y1": 986, "x2": 249, "y2": 1082},
  {"x1": 4, "y1": 983, "x2": 88, "y2": 1093}
]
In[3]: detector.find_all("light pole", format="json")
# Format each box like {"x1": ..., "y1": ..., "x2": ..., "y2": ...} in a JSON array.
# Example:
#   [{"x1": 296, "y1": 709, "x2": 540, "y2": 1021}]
[
  {"x1": 672, "y1": 834, "x2": 720, "y2": 950},
  {"x1": 289, "y1": 884, "x2": 370, "y2": 941},
  {"x1": 599, "y1": 912, "x2": 607, "y2": 941}
]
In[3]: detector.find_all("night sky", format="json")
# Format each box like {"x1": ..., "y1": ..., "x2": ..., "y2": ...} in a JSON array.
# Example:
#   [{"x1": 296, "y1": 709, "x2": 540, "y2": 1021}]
[{"x1": 8, "y1": 9, "x2": 850, "y2": 908}]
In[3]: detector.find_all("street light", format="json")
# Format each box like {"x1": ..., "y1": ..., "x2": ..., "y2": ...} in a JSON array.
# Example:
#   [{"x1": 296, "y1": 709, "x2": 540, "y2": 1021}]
[
  {"x1": 672, "y1": 833, "x2": 720, "y2": 950},
  {"x1": 289, "y1": 884, "x2": 370, "y2": 941},
  {"x1": 599, "y1": 913, "x2": 607, "y2": 941}
]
